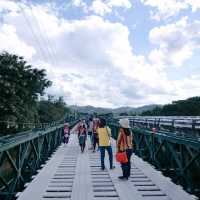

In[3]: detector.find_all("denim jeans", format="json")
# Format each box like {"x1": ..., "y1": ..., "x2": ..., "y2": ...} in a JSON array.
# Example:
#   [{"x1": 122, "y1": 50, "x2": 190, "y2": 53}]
[{"x1": 99, "y1": 146, "x2": 113, "y2": 169}]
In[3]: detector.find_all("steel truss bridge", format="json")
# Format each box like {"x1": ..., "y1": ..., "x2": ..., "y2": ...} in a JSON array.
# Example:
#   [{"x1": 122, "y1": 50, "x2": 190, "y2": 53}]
[
  {"x1": 110, "y1": 116, "x2": 200, "y2": 196},
  {"x1": 0, "y1": 116, "x2": 199, "y2": 200},
  {"x1": 119, "y1": 116, "x2": 200, "y2": 137},
  {"x1": 0, "y1": 121, "x2": 77, "y2": 200}
]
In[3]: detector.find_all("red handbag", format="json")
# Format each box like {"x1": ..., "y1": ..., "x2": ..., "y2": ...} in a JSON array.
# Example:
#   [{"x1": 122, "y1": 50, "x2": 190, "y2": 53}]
[{"x1": 116, "y1": 152, "x2": 128, "y2": 163}]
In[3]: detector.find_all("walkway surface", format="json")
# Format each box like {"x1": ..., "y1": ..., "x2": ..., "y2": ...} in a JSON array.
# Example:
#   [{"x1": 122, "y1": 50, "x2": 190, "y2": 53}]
[{"x1": 17, "y1": 127, "x2": 197, "y2": 200}]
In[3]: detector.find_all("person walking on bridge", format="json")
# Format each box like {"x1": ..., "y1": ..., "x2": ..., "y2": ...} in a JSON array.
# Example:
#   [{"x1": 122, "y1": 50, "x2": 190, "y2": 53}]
[
  {"x1": 79, "y1": 124, "x2": 87, "y2": 153},
  {"x1": 88, "y1": 117, "x2": 93, "y2": 150},
  {"x1": 97, "y1": 118, "x2": 114, "y2": 170},
  {"x1": 117, "y1": 118, "x2": 133, "y2": 180},
  {"x1": 76, "y1": 120, "x2": 84, "y2": 138},
  {"x1": 63, "y1": 123, "x2": 70, "y2": 145},
  {"x1": 92, "y1": 118, "x2": 99, "y2": 152}
]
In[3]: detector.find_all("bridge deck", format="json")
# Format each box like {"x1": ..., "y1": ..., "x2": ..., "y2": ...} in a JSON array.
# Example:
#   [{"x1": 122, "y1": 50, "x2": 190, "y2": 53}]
[{"x1": 17, "y1": 130, "x2": 196, "y2": 200}]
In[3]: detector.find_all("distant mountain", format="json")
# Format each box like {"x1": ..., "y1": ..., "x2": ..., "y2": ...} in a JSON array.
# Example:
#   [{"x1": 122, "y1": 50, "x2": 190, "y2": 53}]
[
  {"x1": 70, "y1": 104, "x2": 160, "y2": 115},
  {"x1": 112, "y1": 105, "x2": 160, "y2": 114},
  {"x1": 70, "y1": 105, "x2": 111, "y2": 114},
  {"x1": 135, "y1": 104, "x2": 162, "y2": 113}
]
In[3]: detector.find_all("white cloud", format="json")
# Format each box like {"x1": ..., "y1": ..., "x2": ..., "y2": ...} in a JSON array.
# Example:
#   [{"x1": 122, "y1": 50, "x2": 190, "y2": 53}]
[
  {"x1": 0, "y1": 2, "x2": 144, "y2": 107},
  {"x1": 0, "y1": 0, "x2": 19, "y2": 12},
  {"x1": 0, "y1": 0, "x2": 200, "y2": 107},
  {"x1": 89, "y1": 0, "x2": 112, "y2": 16},
  {"x1": 186, "y1": 0, "x2": 200, "y2": 11},
  {"x1": 107, "y1": 0, "x2": 132, "y2": 9},
  {"x1": 171, "y1": 76, "x2": 200, "y2": 101},
  {"x1": 141, "y1": 0, "x2": 200, "y2": 20},
  {"x1": 72, "y1": 0, "x2": 85, "y2": 7},
  {"x1": 149, "y1": 17, "x2": 200, "y2": 67},
  {"x1": 71, "y1": 0, "x2": 87, "y2": 11},
  {"x1": 0, "y1": 24, "x2": 36, "y2": 59},
  {"x1": 89, "y1": 0, "x2": 132, "y2": 16}
]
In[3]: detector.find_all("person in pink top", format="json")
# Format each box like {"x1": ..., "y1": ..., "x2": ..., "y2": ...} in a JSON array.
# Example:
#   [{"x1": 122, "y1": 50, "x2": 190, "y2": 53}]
[
  {"x1": 79, "y1": 124, "x2": 87, "y2": 153},
  {"x1": 76, "y1": 120, "x2": 83, "y2": 138},
  {"x1": 63, "y1": 123, "x2": 70, "y2": 145}
]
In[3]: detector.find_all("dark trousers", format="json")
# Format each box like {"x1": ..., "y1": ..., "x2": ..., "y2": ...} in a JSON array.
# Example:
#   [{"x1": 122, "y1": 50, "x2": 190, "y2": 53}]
[
  {"x1": 63, "y1": 136, "x2": 69, "y2": 144},
  {"x1": 81, "y1": 142, "x2": 85, "y2": 152},
  {"x1": 121, "y1": 149, "x2": 132, "y2": 178},
  {"x1": 99, "y1": 146, "x2": 113, "y2": 169},
  {"x1": 79, "y1": 135, "x2": 86, "y2": 152},
  {"x1": 93, "y1": 136, "x2": 99, "y2": 150}
]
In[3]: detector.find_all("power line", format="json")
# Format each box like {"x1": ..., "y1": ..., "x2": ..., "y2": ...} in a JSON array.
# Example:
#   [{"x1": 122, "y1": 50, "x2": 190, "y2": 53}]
[
  {"x1": 31, "y1": 5, "x2": 60, "y2": 66},
  {"x1": 18, "y1": 3, "x2": 49, "y2": 63},
  {"x1": 18, "y1": 2, "x2": 61, "y2": 67},
  {"x1": 27, "y1": 4, "x2": 58, "y2": 66}
]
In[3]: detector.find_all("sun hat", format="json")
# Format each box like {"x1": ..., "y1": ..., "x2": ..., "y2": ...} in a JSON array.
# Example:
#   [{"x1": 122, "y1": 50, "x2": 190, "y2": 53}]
[{"x1": 119, "y1": 118, "x2": 130, "y2": 128}]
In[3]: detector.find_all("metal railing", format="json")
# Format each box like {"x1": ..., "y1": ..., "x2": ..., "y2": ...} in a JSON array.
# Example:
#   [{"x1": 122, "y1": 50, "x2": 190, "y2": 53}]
[
  {"x1": 109, "y1": 121, "x2": 200, "y2": 196},
  {"x1": 115, "y1": 116, "x2": 200, "y2": 139},
  {"x1": 0, "y1": 120, "x2": 77, "y2": 200}
]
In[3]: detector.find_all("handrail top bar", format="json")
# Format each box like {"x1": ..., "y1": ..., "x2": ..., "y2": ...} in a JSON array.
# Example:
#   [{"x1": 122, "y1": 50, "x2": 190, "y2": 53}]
[
  {"x1": 115, "y1": 116, "x2": 200, "y2": 118},
  {"x1": 0, "y1": 124, "x2": 64, "y2": 152},
  {"x1": 114, "y1": 116, "x2": 200, "y2": 129},
  {"x1": 0, "y1": 120, "x2": 79, "y2": 152},
  {"x1": 115, "y1": 116, "x2": 200, "y2": 122},
  {"x1": 109, "y1": 122, "x2": 200, "y2": 149}
]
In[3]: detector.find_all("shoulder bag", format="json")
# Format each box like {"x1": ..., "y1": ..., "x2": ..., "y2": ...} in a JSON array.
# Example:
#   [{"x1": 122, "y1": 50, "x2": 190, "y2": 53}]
[{"x1": 115, "y1": 130, "x2": 128, "y2": 163}]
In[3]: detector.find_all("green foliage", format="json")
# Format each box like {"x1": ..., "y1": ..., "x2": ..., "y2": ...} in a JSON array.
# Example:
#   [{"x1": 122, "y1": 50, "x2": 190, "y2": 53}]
[
  {"x1": 38, "y1": 96, "x2": 71, "y2": 123},
  {"x1": 141, "y1": 106, "x2": 162, "y2": 116},
  {"x1": 141, "y1": 97, "x2": 200, "y2": 116},
  {"x1": 97, "y1": 112, "x2": 114, "y2": 121},
  {"x1": 119, "y1": 112, "x2": 129, "y2": 116},
  {"x1": 0, "y1": 52, "x2": 72, "y2": 135},
  {"x1": 0, "y1": 52, "x2": 52, "y2": 123}
]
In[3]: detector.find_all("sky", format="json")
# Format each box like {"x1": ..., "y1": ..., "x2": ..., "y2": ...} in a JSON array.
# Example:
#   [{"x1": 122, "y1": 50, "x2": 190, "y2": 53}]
[{"x1": 0, "y1": 0, "x2": 200, "y2": 108}]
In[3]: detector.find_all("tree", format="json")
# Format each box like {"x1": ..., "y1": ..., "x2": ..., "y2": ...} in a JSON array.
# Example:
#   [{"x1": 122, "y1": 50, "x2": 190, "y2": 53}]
[
  {"x1": 38, "y1": 97, "x2": 71, "y2": 123},
  {"x1": 0, "y1": 52, "x2": 52, "y2": 134},
  {"x1": 119, "y1": 112, "x2": 129, "y2": 116},
  {"x1": 141, "y1": 97, "x2": 200, "y2": 116}
]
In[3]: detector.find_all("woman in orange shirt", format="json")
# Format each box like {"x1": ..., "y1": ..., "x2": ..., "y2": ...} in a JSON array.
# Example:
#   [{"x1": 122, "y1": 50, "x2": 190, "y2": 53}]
[{"x1": 117, "y1": 118, "x2": 133, "y2": 180}]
